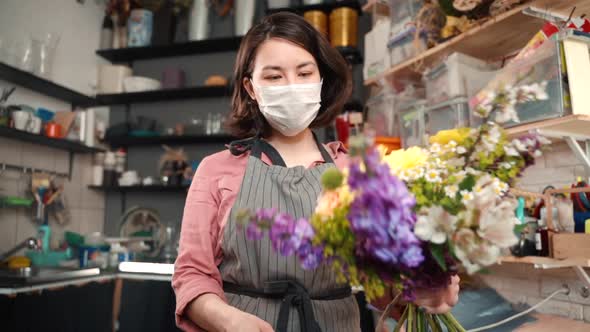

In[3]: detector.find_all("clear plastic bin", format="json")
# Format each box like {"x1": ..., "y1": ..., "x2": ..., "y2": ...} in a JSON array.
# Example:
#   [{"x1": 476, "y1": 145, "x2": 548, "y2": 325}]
[
  {"x1": 389, "y1": 0, "x2": 423, "y2": 22},
  {"x1": 423, "y1": 53, "x2": 499, "y2": 106},
  {"x1": 424, "y1": 97, "x2": 471, "y2": 138},
  {"x1": 366, "y1": 93, "x2": 400, "y2": 137},
  {"x1": 388, "y1": 24, "x2": 427, "y2": 66},
  {"x1": 399, "y1": 101, "x2": 427, "y2": 148},
  {"x1": 471, "y1": 34, "x2": 584, "y2": 127}
]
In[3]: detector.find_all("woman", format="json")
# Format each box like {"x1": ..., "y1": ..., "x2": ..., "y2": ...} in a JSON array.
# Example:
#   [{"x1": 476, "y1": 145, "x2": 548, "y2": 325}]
[{"x1": 173, "y1": 12, "x2": 460, "y2": 332}]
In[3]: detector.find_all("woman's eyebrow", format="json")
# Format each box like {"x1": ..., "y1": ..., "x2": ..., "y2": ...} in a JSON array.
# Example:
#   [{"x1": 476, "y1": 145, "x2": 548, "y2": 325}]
[
  {"x1": 297, "y1": 62, "x2": 316, "y2": 69},
  {"x1": 262, "y1": 65, "x2": 283, "y2": 71},
  {"x1": 261, "y1": 62, "x2": 316, "y2": 71}
]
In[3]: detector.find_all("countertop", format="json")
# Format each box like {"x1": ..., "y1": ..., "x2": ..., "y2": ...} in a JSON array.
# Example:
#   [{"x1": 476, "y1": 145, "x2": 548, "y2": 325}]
[
  {"x1": 0, "y1": 270, "x2": 172, "y2": 296},
  {"x1": 516, "y1": 314, "x2": 590, "y2": 331}
]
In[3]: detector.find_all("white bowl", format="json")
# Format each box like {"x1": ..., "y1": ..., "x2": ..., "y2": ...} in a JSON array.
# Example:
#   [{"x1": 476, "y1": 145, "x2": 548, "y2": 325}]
[{"x1": 123, "y1": 76, "x2": 162, "y2": 93}]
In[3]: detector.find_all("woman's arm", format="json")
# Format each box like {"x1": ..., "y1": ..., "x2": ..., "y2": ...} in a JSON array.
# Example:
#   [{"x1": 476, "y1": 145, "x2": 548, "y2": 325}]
[
  {"x1": 172, "y1": 156, "x2": 274, "y2": 332},
  {"x1": 186, "y1": 294, "x2": 273, "y2": 332},
  {"x1": 172, "y1": 156, "x2": 228, "y2": 331}
]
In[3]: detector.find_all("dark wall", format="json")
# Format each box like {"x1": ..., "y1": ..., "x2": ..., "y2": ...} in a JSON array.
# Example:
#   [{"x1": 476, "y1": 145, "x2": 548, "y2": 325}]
[{"x1": 104, "y1": 1, "x2": 370, "y2": 236}]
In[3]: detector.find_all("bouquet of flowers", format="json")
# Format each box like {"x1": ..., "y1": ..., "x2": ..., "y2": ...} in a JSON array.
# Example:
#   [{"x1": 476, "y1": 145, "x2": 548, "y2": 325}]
[{"x1": 239, "y1": 82, "x2": 550, "y2": 331}]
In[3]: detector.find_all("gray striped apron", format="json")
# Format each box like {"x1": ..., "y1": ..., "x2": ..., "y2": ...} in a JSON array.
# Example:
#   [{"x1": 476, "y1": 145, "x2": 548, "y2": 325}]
[{"x1": 221, "y1": 138, "x2": 360, "y2": 332}]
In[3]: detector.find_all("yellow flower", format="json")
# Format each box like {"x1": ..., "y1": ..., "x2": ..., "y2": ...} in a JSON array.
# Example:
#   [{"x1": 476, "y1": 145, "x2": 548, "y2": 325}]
[
  {"x1": 382, "y1": 147, "x2": 428, "y2": 174},
  {"x1": 429, "y1": 128, "x2": 472, "y2": 146}
]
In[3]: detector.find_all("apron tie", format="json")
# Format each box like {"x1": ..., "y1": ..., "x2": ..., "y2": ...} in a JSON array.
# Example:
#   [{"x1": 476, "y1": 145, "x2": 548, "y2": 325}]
[{"x1": 224, "y1": 280, "x2": 351, "y2": 332}]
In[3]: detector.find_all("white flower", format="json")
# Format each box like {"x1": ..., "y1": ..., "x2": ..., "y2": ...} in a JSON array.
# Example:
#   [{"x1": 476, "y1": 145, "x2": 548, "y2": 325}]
[
  {"x1": 477, "y1": 199, "x2": 519, "y2": 248},
  {"x1": 533, "y1": 150, "x2": 543, "y2": 158},
  {"x1": 425, "y1": 169, "x2": 442, "y2": 183},
  {"x1": 466, "y1": 167, "x2": 479, "y2": 175},
  {"x1": 455, "y1": 170, "x2": 467, "y2": 182},
  {"x1": 490, "y1": 178, "x2": 509, "y2": 196},
  {"x1": 495, "y1": 104, "x2": 519, "y2": 124},
  {"x1": 500, "y1": 162, "x2": 513, "y2": 169},
  {"x1": 452, "y1": 229, "x2": 501, "y2": 275},
  {"x1": 456, "y1": 146, "x2": 467, "y2": 155},
  {"x1": 447, "y1": 158, "x2": 466, "y2": 168},
  {"x1": 511, "y1": 139, "x2": 528, "y2": 152},
  {"x1": 445, "y1": 184, "x2": 459, "y2": 198},
  {"x1": 414, "y1": 206, "x2": 458, "y2": 244},
  {"x1": 538, "y1": 135, "x2": 551, "y2": 145},
  {"x1": 504, "y1": 145, "x2": 519, "y2": 157},
  {"x1": 430, "y1": 143, "x2": 441, "y2": 154},
  {"x1": 460, "y1": 190, "x2": 475, "y2": 204}
]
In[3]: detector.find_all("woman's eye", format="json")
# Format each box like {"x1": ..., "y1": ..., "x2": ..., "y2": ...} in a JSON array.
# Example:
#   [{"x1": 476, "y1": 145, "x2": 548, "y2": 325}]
[
  {"x1": 299, "y1": 72, "x2": 312, "y2": 77},
  {"x1": 265, "y1": 75, "x2": 282, "y2": 81}
]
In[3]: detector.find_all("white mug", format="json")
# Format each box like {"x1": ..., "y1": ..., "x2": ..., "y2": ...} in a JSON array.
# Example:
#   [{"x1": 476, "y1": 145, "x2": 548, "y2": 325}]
[
  {"x1": 28, "y1": 116, "x2": 42, "y2": 134},
  {"x1": 12, "y1": 111, "x2": 32, "y2": 131}
]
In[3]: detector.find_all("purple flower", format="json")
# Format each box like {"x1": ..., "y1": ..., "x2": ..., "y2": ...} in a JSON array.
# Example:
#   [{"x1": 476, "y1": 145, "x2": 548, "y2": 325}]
[
  {"x1": 347, "y1": 148, "x2": 424, "y2": 272},
  {"x1": 246, "y1": 222, "x2": 264, "y2": 240},
  {"x1": 256, "y1": 208, "x2": 278, "y2": 223},
  {"x1": 297, "y1": 242, "x2": 324, "y2": 270}
]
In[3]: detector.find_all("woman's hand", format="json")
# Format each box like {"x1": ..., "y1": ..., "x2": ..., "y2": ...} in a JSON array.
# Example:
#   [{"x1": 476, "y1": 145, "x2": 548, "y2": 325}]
[
  {"x1": 223, "y1": 309, "x2": 275, "y2": 332},
  {"x1": 413, "y1": 275, "x2": 461, "y2": 314}
]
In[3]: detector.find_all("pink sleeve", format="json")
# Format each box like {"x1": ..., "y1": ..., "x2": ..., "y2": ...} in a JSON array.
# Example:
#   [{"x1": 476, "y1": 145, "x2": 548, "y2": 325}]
[{"x1": 172, "y1": 156, "x2": 227, "y2": 332}]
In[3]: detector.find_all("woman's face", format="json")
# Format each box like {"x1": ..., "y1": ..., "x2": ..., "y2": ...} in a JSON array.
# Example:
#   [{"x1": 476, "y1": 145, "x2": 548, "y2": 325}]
[{"x1": 244, "y1": 38, "x2": 321, "y2": 101}]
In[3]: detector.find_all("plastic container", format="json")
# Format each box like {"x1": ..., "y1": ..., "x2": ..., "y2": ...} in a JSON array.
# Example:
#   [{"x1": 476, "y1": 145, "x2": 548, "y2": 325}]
[
  {"x1": 471, "y1": 34, "x2": 583, "y2": 127},
  {"x1": 399, "y1": 101, "x2": 427, "y2": 148},
  {"x1": 390, "y1": 0, "x2": 423, "y2": 22},
  {"x1": 366, "y1": 93, "x2": 400, "y2": 138},
  {"x1": 424, "y1": 97, "x2": 471, "y2": 138},
  {"x1": 388, "y1": 24, "x2": 426, "y2": 66},
  {"x1": 423, "y1": 53, "x2": 499, "y2": 105}
]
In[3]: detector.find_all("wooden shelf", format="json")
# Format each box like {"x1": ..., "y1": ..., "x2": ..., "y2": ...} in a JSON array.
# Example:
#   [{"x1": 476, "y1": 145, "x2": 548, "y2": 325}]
[
  {"x1": 506, "y1": 115, "x2": 590, "y2": 140},
  {"x1": 498, "y1": 256, "x2": 590, "y2": 268},
  {"x1": 364, "y1": 0, "x2": 590, "y2": 86},
  {"x1": 96, "y1": 36, "x2": 243, "y2": 63},
  {"x1": 95, "y1": 86, "x2": 231, "y2": 106},
  {"x1": 0, "y1": 63, "x2": 95, "y2": 106},
  {"x1": 106, "y1": 134, "x2": 233, "y2": 147},
  {"x1": 88, "y1": 185, "x2": 189, "y2": 193},
  {"x1": 266, "y1": 0, "x2": 362, "y2": 15},
  {"x1": 531, "y1": 0, "x2": 590, "y2": 17},
  {"x1": 365, "y1": 3, "x2": 545, "y2": 85},
  {"x1": 362, "y1": 0, "x2": 390, "y2": 16},
  {"x1": 0, "y1": 126, "x2": 103, "y2": 153}
]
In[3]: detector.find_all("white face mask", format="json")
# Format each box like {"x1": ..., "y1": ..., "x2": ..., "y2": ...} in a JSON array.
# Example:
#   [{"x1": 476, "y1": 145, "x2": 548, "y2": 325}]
[{"x1": 252, "y1": 80, "x2": 322, "y2": 137}]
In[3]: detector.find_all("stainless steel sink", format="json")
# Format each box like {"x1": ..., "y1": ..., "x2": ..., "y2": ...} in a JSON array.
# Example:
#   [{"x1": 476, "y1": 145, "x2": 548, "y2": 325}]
[{"x1": 0, "y1": 266, "x2": 101, "y2": 287}]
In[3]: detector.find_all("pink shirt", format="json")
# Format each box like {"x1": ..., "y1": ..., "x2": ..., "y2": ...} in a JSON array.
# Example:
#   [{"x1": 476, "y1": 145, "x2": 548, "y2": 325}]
[{"x1": 172, "y1": 142, "x2": 348, "y2": 331}]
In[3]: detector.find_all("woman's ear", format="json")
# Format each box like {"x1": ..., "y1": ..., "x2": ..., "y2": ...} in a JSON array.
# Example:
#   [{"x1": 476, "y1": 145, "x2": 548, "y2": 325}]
[{"x1": 243, "y1": 78, "x2": 257, "y2": 101}]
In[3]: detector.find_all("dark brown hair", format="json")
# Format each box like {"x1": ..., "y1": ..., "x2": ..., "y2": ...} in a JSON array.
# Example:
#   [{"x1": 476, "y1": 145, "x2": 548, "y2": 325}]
[{"x1": 226, "y1": 12, "x2": 352, "y2": 139}]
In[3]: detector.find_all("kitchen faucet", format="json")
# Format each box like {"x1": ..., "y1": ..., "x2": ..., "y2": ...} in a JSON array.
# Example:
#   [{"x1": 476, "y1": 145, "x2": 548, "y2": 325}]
[{"x1": 0, "y1": 237, "x2": 39, "y2": 263}]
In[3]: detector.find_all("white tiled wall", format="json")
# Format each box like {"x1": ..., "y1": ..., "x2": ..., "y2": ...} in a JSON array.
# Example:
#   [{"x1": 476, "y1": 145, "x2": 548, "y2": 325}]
[
  {"x1": 0, "y1": 0, "x2": 106, "y2": 254},
  {"x1": 0, "y1": 137, "x2": 105, "y2": 253},
  {"x1": 480, "y1": 140, "x2": 590, "y2": 322}
]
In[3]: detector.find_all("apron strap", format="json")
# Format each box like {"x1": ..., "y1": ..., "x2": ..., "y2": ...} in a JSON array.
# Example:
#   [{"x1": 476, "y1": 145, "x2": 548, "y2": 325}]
[
  {"x1": 230, "y1": 133, "x2": 334, "y2": 166},
  {"x1": 224, "y1": 280, "x2": 351, "y2": 332}
]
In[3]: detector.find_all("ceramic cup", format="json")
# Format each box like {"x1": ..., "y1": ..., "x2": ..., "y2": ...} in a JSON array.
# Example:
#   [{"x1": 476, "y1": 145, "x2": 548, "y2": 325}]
[
  {"x1": 12, "y1": 110, "x2": 31, "y2": 131},
  {"x1": 28, "y1": 116, "x2": 42, "y2": 134}
]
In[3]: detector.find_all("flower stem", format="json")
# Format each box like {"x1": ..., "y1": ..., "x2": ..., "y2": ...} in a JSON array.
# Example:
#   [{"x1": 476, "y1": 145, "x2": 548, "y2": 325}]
[
  {"x1": 438, "y1": 314, "x2": 457, "y2": 332},
  {"x1": 416, "y1": 309, "x2": 424, "y2": 332},
  {"x1": 425, "y1": 314, "x2": 442, "y2": 332},
  {"x1": 407, "y1": 304, "x2": 415, "y2": 332},
  {"x1": 443, "y1": 313, "x2": 467, "y2": 332},
  {"x1": 393, "y1": 306, "x2": 409, "y2": 332}
]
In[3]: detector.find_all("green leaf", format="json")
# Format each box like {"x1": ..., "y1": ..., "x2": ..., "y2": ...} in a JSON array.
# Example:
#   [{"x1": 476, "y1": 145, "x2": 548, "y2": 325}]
[
  {"x1": 430, "y1": 243, "x2": 448, "y2": 272},
  {"x1": 459, "y1": 175, "x2": 476, "y2": 191},
  {"x1": 514, "y1": 224, "x2": 527, "y2": 235}
]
